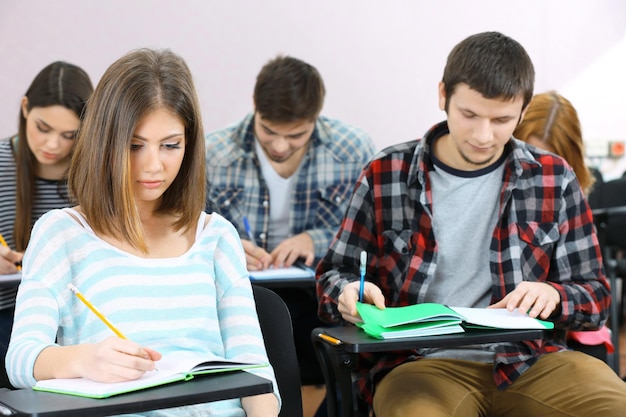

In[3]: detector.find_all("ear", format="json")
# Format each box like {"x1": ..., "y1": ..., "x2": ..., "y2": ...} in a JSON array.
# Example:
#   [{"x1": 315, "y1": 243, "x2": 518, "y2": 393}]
[
  {"x1": 438, "y1": 82, "x2": 446, "y2": 112},
  {"x1": 21, "y1": 96, "x2": 29, "y2": 119},
  {"x1": 518, "y1": 105, "x2": 529, "y2": 125}
]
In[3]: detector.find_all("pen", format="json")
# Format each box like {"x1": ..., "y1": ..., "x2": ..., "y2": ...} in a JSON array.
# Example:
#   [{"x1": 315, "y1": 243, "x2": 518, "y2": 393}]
[
  {"x1": 317, "y1": 332, "x2": 343, "y2": 346},
  {"x1": 242, "y1": 216, "x2": 257, "y2": 247},
  {"x1": 0, "y1": 233, "x2": 21, "y2": 271},
  {"x1": 293, "y1": 258, "x2": 315, "y2": 274},
  {"x1": 67, "y1": 284, "x2": 127, "y2": 339},
  {"x1": 359, "y1": 251, "x2": 366, "y2": 302}
]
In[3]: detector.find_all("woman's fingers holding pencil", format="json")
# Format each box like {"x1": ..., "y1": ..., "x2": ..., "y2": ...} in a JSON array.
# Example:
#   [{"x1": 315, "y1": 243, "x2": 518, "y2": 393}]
[
  {"x1": 0, "y1": 246, "x2": 23, "y2": 274},
  {"x1": 338, "y1": 281, "x2": 385, "y2": 324},
  {"x1": 83, "y1": 337, "x2": 161, "y2": 383},
  {"x1": 141, "y1": 346, "x2": 162, "y2": 362}
]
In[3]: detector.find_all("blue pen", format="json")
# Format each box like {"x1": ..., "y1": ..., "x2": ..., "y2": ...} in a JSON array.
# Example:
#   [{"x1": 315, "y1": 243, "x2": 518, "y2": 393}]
[
  {"x1": 242, "y1": 216, "x2": 257, "y2": 247},
  {"x1": 359, "y1": 251, "x2": 366, "y2": 302}
]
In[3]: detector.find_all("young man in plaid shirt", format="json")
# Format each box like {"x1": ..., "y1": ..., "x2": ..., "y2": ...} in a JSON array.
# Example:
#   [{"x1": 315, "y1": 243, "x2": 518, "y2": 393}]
[
  {"x1": 317, "y1": 31, "x2": 626, "y2": 416},
  {"x1": 206, "y1": 55, "x2": 375, "y2": 416}
]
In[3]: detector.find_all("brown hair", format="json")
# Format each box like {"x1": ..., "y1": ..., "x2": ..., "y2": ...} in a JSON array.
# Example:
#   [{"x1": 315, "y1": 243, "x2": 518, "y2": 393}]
[
  {"x1": 14, "y1": 61, "x2": 93, "y2": 251},
  {"x1": 68, "y1": 48, "x2": 205, "y2": 252},
  {"x1": 514, "y1": 91, "x2": 594, "y2": 193},
  {"x1": 253, "y1": 55, "x2": 325, "y2": 123},
  {"x1": 442, "y1": 31, "x2": 535, "y2": 113}
]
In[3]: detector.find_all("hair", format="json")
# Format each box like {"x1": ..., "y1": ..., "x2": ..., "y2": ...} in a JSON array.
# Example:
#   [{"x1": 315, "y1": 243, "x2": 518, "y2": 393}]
[
  {"x1": 68, "y1": 48, "x2": 206, "y2": 253},
  {"x1": 514, "y1": 91, "x2": 595, "y2": 193},
  {"x1": 442, "y1": 31, "x2": 535, "y2": 112},
  {"x1": 253, "y1": 55, "x2": 325, "y2": 123},
  {"x1": 14, "y1": 61, "x2": 93, "y2": 251}
]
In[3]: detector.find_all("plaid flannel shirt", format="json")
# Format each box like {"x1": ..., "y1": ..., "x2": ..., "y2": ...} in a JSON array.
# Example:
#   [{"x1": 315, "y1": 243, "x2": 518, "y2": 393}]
[
  {"x1": 205, "y1": 113, "x2": 375, "y2": 259},
  {"x1": 316, "y1": 121, "x2": 610, "y2": 407}
]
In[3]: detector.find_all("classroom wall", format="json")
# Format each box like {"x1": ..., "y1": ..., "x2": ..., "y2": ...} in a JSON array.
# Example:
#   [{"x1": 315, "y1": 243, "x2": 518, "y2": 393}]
[{"x1": 1, "y1": 0, "x2": 625, "y2": 176}]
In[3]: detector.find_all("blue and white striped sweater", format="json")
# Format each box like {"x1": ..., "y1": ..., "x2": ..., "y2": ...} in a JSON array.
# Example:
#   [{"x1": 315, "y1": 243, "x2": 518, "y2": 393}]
[{"x1": 7, "y1": 208, "x2": 279, "y2": 416}]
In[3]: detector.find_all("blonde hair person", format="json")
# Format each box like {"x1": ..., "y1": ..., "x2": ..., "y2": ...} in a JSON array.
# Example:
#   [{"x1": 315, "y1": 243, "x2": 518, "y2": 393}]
[
  {"x1": 513, "y1": 91, "x2": 595, "y2": 193},
  {"x1": 514, "y1": 90, "x2": 613, "y2": 359}
]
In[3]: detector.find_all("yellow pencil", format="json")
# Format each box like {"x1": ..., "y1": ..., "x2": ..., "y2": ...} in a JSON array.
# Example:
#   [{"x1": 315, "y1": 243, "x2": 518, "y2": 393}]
[
  {"x1": 317, "y1": 332, "x2": 343, "y2": 346},
  {"x1": 67, "y1": 283, "x2": 127, "y2": 339},
  {"x1": 0, "y1": 233, "x2": 21, "y2": 271}
]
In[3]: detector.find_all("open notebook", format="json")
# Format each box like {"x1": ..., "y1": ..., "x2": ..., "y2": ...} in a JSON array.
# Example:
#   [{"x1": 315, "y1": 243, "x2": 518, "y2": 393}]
[
  {"x1": 33, "y1": 351, "x2": 267, "y2": 399},
  {"x1": 356, "y1": 302, "x2": 554, "y2": 339},
  {"x1": 248, "y1": 260, "x2": 314, "y2": 282}
]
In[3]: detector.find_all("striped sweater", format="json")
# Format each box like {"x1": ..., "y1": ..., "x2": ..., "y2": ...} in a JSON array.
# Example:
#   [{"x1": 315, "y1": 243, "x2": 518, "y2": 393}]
[
  {"x1": 0, "y1": 137, "x2": 72, "y2": 310},
  {"x1": 7, "y1": 208, "x2": 279, "y2": 416}
]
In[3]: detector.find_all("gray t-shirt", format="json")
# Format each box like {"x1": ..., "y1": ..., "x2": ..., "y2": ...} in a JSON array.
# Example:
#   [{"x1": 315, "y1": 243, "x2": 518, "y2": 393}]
[{"x1": 419, "y1": 141, "x2": 508, "y2": 362}]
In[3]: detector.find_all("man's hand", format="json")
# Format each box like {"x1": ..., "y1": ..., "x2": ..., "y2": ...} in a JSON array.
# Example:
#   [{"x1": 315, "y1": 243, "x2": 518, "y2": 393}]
[
  {"x1": 489, "y1": 281, "x2": 561, "y2": 319},
  {"x1": 0, "y1": 246, "x2": 23, "y2": 274},
  {"x1": 338, "y1": 281, "x2": 385, "y2": 324},
  {"x1": 241, "y1": 240, "x2": 272, "y2": 271},
  {"x1": 269, "y1": 233, "x2": 315, "y2": 268}
]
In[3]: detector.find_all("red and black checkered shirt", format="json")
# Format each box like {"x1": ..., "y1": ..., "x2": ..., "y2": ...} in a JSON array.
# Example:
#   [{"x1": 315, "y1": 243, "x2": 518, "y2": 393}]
[{"x1": 316, "y1": 121, "x2": 610, "y2": 408}]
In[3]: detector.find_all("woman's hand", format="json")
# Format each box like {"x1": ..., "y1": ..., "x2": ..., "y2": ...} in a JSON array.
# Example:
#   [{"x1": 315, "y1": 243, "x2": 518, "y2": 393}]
[
  {"x1": 78, "y1": 337, "x2": 161, "y2": 383},
  {"x1": 0, "y1": 245, "x2": 23, "y2": 274},
  {"x1": 34, "y1": 336, "x2": 161, "y2": 383}
]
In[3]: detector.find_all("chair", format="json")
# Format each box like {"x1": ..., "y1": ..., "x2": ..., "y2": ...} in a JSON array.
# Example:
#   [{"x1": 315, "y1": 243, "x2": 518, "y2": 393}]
[
  {"x1": 252, "y1": 285, "x2": 303, "y2": 417},
  {"x1": 587, "y1": 178, "x2": 626, "y2": 374},
  {"x1": 312, "y1": 325, "x2": 547, "y2": 417}
]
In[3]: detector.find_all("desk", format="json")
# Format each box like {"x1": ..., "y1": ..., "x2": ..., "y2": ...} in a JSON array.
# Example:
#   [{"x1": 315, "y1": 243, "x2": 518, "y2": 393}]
[
  {"x1": 591, "y1": 206, "x2": 626, "y2": 375},
  {"x1": 249, "y1": 266, "x2": 315, "y2": 289},
  {"x1": 0, "y1": 371, "x2": 272, "y2": 417},
  {"x1": 0, "y1": 273, "x2": 20, "y2": 289},
  {"x1": 312, "y1": 326, "x2": 546, "y2": 417},
  {"x1": 250, "y1": 275, "x2": 314, "y2": 289}
]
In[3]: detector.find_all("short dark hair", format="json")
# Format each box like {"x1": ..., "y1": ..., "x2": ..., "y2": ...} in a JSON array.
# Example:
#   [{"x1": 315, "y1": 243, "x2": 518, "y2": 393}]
[
  {"x1": 253, "y1": 55, "x2": 325, "y2": 123},
  {"x1": 442, "y1": 31, "x2": 535, "y2": 112}
]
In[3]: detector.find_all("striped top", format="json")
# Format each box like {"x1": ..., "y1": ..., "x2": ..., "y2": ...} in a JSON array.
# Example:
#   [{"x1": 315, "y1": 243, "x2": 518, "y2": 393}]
[
  {"x1": 0, "y1": 137, "x2": 72, "y2": 310},
  {"x1": 7, "y1": 208, "x2": 279, "y2": 416}
]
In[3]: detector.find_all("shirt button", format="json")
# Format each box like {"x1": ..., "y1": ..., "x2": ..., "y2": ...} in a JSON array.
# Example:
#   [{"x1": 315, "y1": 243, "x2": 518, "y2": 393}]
[
  {"x1": 335, "y1": 196, "x2": 342, "y2": 204},
  {"x1": 259, "y1": 233, "x2": 267, "y2": 240},
  {"x1": 262, "y1": 200, "x2": 269, "y2": 208},
  {"x1": 223, "y1": 200, "x2": 230, "y2": 207}
]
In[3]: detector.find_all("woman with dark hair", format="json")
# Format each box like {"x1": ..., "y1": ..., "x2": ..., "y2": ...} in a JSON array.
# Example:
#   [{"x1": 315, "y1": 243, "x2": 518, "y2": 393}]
[{"x1": 0, "y1": 61, "x2": 93, "y2": 388}]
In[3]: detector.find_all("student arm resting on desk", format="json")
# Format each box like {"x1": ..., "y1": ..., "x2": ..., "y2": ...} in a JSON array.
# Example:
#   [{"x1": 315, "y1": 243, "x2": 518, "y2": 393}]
[
  {"x1": 315, "y1": 32, "x2": 620, "y2": 417},
  {"x1": 7, "y1": 48, "x2": 279, "y2": 417},
  {"x1": 317, "y1": 144, "x2": 610, "y2": 328}
]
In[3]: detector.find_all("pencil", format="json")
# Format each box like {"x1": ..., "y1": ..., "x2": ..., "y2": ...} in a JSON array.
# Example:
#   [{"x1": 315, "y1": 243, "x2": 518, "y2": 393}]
[
  {"x1": 0, "y1": 233, "x2": 21, "y2": 271},
  {"x1": 67, "y1": 284, "x2": 127, "y2": 339},
  {"x1": 242, "y1": 216, "x2": 258, "y2": 247},
  {"x1": 317, "y1": 332, "x2": 343, "y2": 346},
  {"x1": 359, "y1": 251, "x2": 366, "y2": 302}
]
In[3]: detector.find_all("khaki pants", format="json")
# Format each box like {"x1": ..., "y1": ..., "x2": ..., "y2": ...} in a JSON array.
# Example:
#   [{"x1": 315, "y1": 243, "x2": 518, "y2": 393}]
[{"x1": 373, "y1": 351, "x2": 626, "y2": 417}]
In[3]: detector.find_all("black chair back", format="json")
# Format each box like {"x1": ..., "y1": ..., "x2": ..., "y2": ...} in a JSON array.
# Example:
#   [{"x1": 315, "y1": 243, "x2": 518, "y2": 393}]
[{"x1": 253, "y1": 285, "x2": 303, "y2": 417}]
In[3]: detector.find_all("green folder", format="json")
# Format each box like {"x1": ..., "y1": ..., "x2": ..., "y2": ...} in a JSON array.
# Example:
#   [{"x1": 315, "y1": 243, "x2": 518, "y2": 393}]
[{"x1": 356, "y1": 302, "x2": 554, "y2": 339}]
